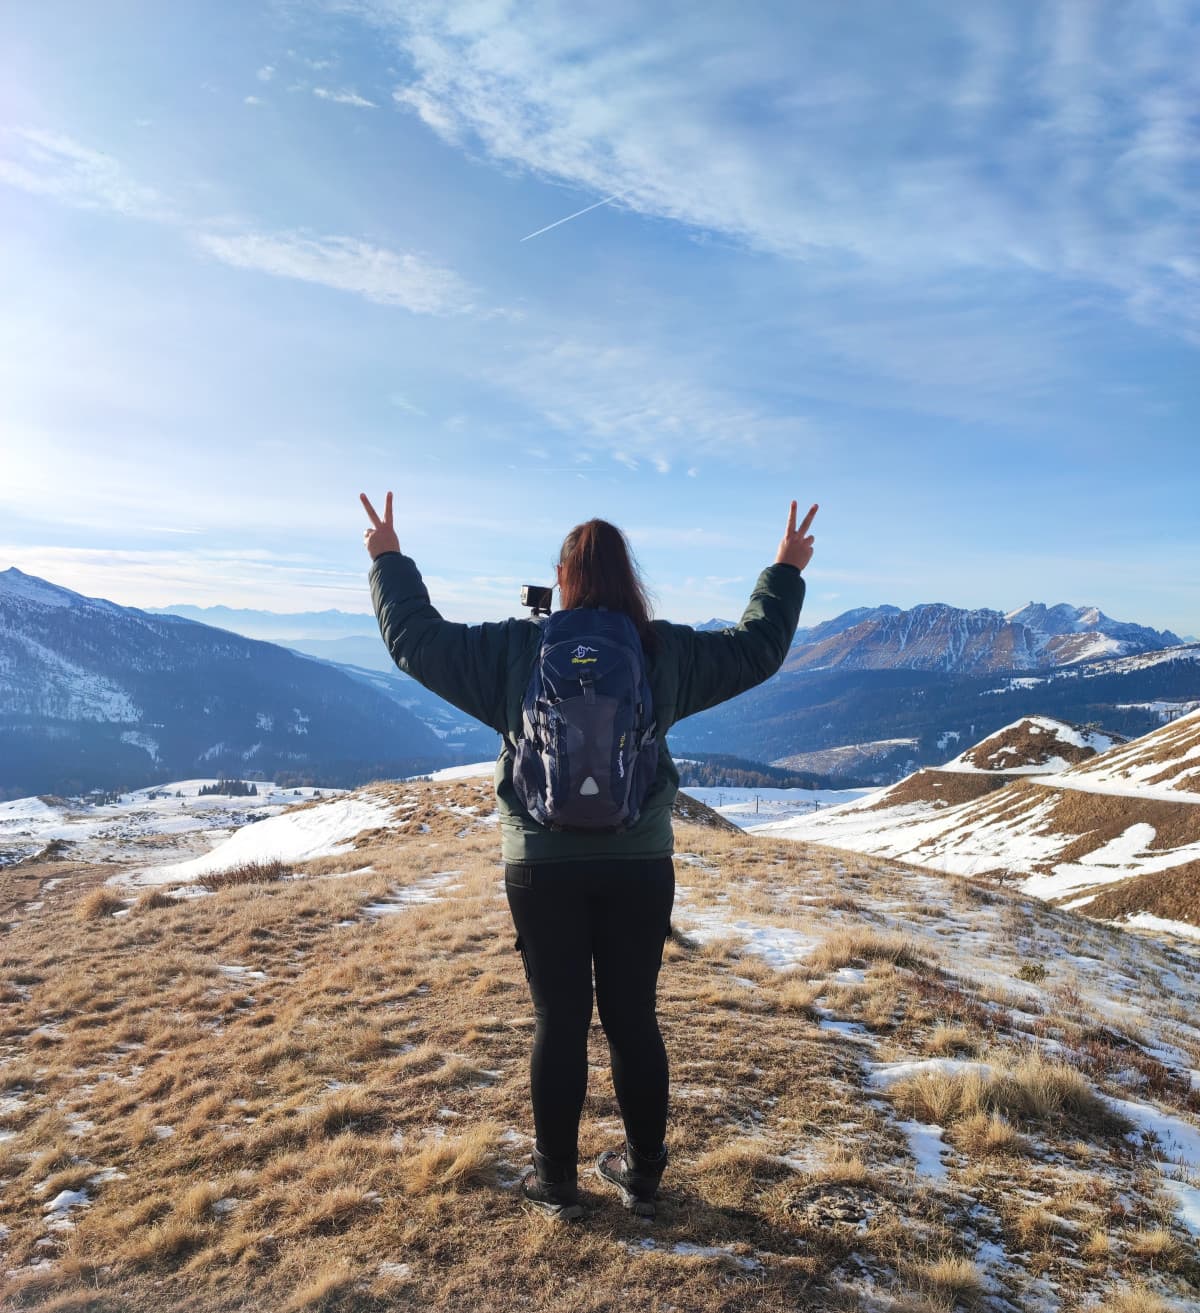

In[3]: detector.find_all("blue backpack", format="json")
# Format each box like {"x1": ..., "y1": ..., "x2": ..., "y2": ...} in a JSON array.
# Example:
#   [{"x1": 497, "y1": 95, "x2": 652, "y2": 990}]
[{"x1": 512, "y1": 608, "x2": 658, "y2": 830}]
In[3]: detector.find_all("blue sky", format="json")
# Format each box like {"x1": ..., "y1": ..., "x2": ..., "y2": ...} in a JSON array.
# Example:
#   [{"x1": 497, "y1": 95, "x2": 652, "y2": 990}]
[{"x1": 1, "y1": 1, "x2": 1197, "y2": 632}]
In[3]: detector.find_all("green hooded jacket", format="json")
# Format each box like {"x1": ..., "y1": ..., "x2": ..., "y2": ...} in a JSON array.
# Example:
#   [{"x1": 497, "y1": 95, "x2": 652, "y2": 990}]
[{"x1": 369, "y1": 552, "x2": 805, "y2": 863}]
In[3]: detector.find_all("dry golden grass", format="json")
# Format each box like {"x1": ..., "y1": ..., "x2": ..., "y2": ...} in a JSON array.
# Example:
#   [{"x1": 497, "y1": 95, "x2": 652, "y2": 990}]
[
  {"x1": 912, "y1": 1255, "x2": 984, "y2": 1306},
  {"x1": 1, "y1": 779, "x2": 1195, "y2": 1313},
  {"x1": 953, "y1": 1109, "x2": 1027, "y2": 1157},
  {"x1": 888, "y1": 1050, "x2": 1126, "y2": 1137},
  {"x1": 1080, "y1": 1228, "x2": 1111, "y2": 1261},
  {"x1": 809, "y1": 927, "x2": 929, "y2": 973},
  {"x1": 809, "y1": 1147, "x2": 871, "y2": 1186},
  {"x1": 1126, "y1": 1227, "x2": 1181, "y2": 1265},
  {"x1": 195, "y1": 858, "x2": 290, "y2": 890},
  {"x1": 1012, "y1": 1204, "x2": 1058, "y2": 1246},
  {"x1": 133, "y1": 886, "x2": 176, "y2": 912},
  {"x1": 776, "y1": 973, "x2": 821, "y2": 1016},
  {"x1": 397, "y1": 1121, "x2": 504, "y2": 1194},
  {"x1": 281, "y1": 1262, "x2": 356, "y2": 1312},
  {"x1": 1082, "y1": 860, "x2": 1200, "y2": 929},
  {"x1": 77, "y1": 887, "x2": 125, "y2": 920},
  {"x1": 1099, "y1": 1286, "x2": 1177, "y2": 1313},
  {"x1": 924, "y1": 1024, "x2": 979, "y2": 1056}
]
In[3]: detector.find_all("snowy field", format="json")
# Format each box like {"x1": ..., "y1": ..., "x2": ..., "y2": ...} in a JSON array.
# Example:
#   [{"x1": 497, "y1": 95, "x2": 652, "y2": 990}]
[
  {"x1": 0, "y1": 780, "x2": 340, "y2": 870},
  {"x1": 680, "y1": 784, "x2": 877, "y2": 827}
]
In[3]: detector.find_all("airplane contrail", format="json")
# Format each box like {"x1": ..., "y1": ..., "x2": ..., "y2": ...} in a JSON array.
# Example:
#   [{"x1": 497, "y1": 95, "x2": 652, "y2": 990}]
[{"x1": 520, "y1": 193, "x2": 623, "y2": 242}]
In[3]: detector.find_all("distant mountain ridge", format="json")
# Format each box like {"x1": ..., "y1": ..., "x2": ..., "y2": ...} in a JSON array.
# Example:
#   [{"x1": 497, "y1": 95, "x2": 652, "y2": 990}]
[
  {"x1": 153, "y1": 603, "x2": 377, "y2": 642},
  {"x1": 0, "y1": 568, "x2": 456, "y2": 798},
  {"x1": 157, "y1": 597, "x2": 1180, "y2": 677},
  {"x1": 786, "y1": 601, "x2": 1180, "y2": 675}
]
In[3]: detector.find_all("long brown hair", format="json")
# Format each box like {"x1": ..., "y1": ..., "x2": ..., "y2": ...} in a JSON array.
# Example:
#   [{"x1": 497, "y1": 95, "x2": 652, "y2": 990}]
[{"x1": 557, "y1": 518, "x2": 655, "y2": 648}]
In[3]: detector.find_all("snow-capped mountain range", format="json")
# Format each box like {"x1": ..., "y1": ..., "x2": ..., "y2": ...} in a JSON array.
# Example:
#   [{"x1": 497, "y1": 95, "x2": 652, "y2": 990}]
[
  {"x1": 0, "y1": 568, "x2": 458, "y2": 798},
  {"x1": 5, "y1": 566, "x2": 1197, "y2": 798},
  {"x1": 785, "y1": 601, "x2": 1182, "y2": 674}
]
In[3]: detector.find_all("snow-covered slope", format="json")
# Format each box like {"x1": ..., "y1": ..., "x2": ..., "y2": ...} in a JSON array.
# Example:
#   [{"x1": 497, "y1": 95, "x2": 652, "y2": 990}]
[
  {"x1": 1060, "y1": 707, "x2": 1200, "y2": 797},
  {"x1": 0, "y1": 779, "x2": 339, "y2": 870},
  {"x1": 940, "y1": 716, "x2": 1120, "y2": 775},
  {"x1": 0, "y1": 567, "x2": 454, "y2": 796},
  {"x1": 747, "y1": 712, "x2": 1200, "y2": 932}
]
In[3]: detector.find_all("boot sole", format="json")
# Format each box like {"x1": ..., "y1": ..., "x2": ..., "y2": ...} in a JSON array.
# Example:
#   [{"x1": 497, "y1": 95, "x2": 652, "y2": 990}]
[{"x1": 523, "y1": 1197, "x2": 585, "y2": 1222}]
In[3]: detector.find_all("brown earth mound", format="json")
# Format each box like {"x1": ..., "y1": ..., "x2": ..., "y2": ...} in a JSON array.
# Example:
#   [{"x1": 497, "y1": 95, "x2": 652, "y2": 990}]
[
  {"x1": 673, "y1": 791, "x2": 742, "y2": 832},
  {"x1": 1080, "y1": 859, "x2": 1200, "y2": 929},
  {"x1": 865, "y1": 769, "x2": 1012, "y2": 811},
  {"x1": 958, "y1": 719, "x2": 1105, "y2": 772}
]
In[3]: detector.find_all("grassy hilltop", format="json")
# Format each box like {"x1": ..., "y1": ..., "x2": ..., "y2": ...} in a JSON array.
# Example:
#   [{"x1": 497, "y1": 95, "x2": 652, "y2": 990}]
[{"x1": 2, "y1": 777, "x2": 1199, "y2": 1312}]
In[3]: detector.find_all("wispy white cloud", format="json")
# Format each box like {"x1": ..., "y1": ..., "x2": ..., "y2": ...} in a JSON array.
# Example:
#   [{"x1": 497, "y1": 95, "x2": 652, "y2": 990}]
[
  {"x1": 0, "y1": 127, "x2": 168, "y2": 220},
  {"x1": 488, "y1": 338, "x2": 812, "y2": 466},
  {"x1": 244, "y1": 95, "x2": 263, "y2": 106},
  {"x1": 194, "y1": 230, "x2": 477, "y2": 314},
  {"x1": 0, "y1": 122, "x2": 484, "y2": 320},
  {"x1": 289, "y1": 51, "x2": 336, "y2": 71},
  {"x1": 313, "y1": 87, "x2": 377, "y2": 108},
  {"x1": 388, "y1": 392, "x2": 426, "y2": 415},
  {"x1": 257, "y1": 64, "x2": 275, "y2": 82},
  {"x1": 367, "y1": 1, "x2": 1200, "y2": 336},
  {"x1": 0, "y1": 545, "x2": 374, "y2": 611}
]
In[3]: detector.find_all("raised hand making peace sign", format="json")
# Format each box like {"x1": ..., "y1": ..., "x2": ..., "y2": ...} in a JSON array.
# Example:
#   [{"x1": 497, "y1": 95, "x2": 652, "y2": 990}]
[
  {"x1": 360, "y1": 491, "x2": 400, "y2": 560},
  {"x1": 775, "y1": 500, "x2": 818, "y2": 572}
]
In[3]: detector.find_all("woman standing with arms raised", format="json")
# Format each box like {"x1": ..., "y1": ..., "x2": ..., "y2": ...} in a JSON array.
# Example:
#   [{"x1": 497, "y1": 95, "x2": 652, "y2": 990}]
[{"x1": 361, "y1": 494, "x2": 817, "y2": 1220}]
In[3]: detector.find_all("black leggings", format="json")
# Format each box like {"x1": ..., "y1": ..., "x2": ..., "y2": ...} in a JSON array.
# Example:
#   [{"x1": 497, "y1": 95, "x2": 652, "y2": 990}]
[{"x1": 504, "y1": 857, "x2": 675, "y2": 1165}]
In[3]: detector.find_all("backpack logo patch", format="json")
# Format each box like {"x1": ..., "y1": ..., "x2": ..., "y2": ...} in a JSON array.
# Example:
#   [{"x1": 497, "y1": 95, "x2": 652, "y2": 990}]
[{"x1": 570, "y1": 644, "x2": 600, "y2": 664}]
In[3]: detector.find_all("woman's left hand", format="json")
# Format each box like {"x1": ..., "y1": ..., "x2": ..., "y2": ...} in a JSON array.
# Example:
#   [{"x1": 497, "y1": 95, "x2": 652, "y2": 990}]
[{"x1": 360, "y1": 491, "x2": 400, "y2": 559}]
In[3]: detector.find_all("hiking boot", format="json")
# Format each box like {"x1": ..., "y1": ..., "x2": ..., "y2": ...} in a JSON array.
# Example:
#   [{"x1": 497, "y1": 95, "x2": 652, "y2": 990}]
[
  {"x1": 596, "y1": 1142, "x2": 668, "y2": 1219},
  {"x1": 520, "y1": 1147, "x2": 584, "y2": 1221}
]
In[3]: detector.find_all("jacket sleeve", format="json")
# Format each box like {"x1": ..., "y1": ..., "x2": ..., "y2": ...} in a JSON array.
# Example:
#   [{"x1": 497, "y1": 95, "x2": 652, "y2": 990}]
[
  {"x1": 368, "y1": 551, "x2": 519, "y2": 734},
  {"x1": 669, "y1": 563, "x2": 805, "y2": 722}
]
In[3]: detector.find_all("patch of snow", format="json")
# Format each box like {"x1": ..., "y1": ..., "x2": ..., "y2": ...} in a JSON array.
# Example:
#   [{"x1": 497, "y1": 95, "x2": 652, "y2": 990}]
[
  {"x1": 1162, "y1": 1179, "x2": 1200, "y2": 1239},
  {"x1": 1029, "y1": 774, "x2": 1200, "y2": 806},
  {"x1": 43, "y1": 1187, "x2": 90, "y2": 1227},
  {"x1": 676, "y1": 893, "x2": 821, "y2": 970},
  {"x1": 1118, "y1": 913, "x2": 1200, "y2": 942},
  {"x1": 363, "y1": 871, "x2": 463, "y2": 915},
  {"x1": 1107, "y1": 1094, "x2": 1200, "y2": 1172},
  {"x1": 422, "y1": 761, "x2": 496, "y2": 781},
  {"x1": 868, "y1": 1058, "x2": 993, "y2": 1088},
  {"x1": 818, "y1": 1015, "x2": 879, "y2": 1046},
  {"x1": 627, "y1": 1238, "x2": 763, "y2": 1270},
  {"x1": 895, "y1": 1120, "x2": 951, "y2": 1183},
  {"x1": 1114, "y1": 700, "x2": 1200, "y2": 724},
  {"x1": 981, "y1": 677, "x2": 1046, "y2": 694},
  {"x1": 125, "y1": 793, "x2": 397, "y2": 885}
]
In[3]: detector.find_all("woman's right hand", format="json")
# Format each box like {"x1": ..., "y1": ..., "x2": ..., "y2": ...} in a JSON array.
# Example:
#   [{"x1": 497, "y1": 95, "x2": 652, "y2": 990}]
[
  {"x1": 360, "y1": 491, "x2": 401, "y2": 559},
  {"x1": 775, "y1": 500, "x2": 818, "y2": 572}
]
